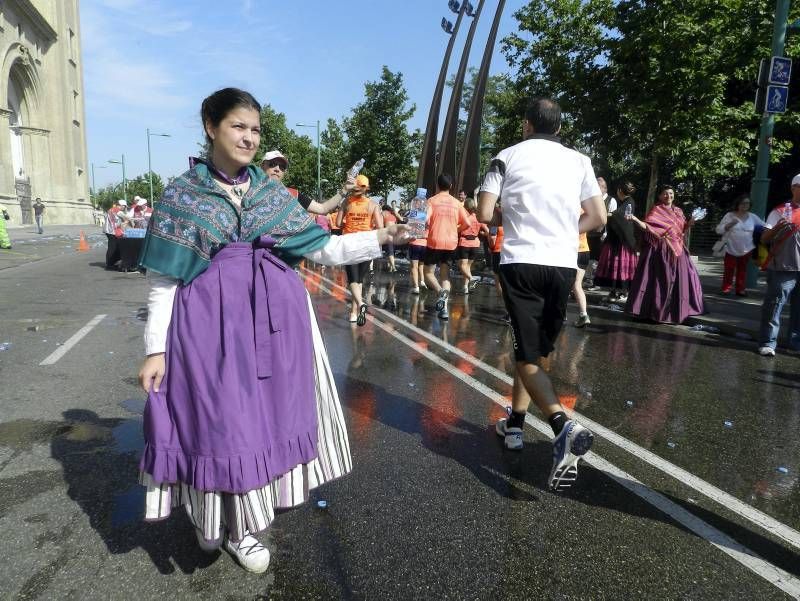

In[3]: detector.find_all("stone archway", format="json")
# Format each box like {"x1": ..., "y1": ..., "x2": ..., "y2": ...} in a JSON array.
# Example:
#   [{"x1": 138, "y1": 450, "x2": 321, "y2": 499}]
[{"x1": 1, "y1": 46, "x2": 42, "y2": 225}]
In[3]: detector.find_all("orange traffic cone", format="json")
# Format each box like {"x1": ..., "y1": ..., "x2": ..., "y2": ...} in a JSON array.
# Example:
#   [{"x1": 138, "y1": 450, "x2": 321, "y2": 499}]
[{"x1": 76, "y1": 230, "x2": 90, "y2": 252}]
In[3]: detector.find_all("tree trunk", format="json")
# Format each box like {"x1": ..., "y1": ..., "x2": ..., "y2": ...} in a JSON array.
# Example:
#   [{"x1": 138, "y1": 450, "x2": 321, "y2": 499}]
[{"x1": 645, "y1": 149, "x2": 659, "y2": 213}]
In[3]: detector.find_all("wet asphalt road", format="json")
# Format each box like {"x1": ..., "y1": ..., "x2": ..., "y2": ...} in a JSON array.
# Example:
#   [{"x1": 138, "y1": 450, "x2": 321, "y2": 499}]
[{"x1": 1, "y1": 236, "x2": 799, "y2": 600}]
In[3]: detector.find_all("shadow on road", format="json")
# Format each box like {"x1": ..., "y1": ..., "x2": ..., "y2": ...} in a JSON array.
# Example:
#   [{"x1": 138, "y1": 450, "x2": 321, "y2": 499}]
[{"x1": 0, "y1": 410, "x2": 219, "y2": 575}]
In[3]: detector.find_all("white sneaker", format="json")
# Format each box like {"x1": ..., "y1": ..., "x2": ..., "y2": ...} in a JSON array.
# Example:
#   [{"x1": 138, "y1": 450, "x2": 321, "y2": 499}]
[
  {"x1": 411, "y1": 286, "x2": 420, "y2": 294},
  {"x1": 549, "y1": 420, "x2": 594, "y2": 492},
  {"x1": 758, "y1": 346, "x2": 776, "y2": 357},
  {"x1": 224, "y1": 534, "x2": 271, "y2": 573},
  {"x1": 495, "y1": 418, "x2": 523, "y2": 450}
]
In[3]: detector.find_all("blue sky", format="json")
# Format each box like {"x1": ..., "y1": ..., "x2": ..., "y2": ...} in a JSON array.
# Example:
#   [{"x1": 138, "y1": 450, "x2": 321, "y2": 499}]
[{"x1": 81, "y1": 0, "x2": 525, "y2": 192}]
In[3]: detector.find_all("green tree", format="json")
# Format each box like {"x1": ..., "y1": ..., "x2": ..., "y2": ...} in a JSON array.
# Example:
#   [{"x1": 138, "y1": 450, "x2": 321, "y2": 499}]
[
  {"x1": 343, "y1": 66, "x2": 418, "y2": 199},
  {"x1": 320, "y1": 118, "x2": 350, "y2": 198},
  {"x1": 125, "y1": 173, "x2": 165, "y2": 204}
]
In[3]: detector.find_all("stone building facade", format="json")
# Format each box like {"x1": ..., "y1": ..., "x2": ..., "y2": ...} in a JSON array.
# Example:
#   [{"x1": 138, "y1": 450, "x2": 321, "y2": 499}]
[{"x1": 0, "y1": 0, "x2": 90, "y2": 225}]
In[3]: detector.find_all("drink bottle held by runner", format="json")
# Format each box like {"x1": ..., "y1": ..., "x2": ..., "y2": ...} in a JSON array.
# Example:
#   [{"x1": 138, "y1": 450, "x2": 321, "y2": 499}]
[{"x1": 407, "y1": 188, "x2": 428, "y2": 239}]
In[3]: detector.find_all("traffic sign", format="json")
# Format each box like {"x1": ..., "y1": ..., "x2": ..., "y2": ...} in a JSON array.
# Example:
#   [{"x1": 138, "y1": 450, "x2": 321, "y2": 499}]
[
  {"x1": 769, "y1": 56, "x2": 792, "y2": 86},
  {"x1": 766, "y1": 85, "x2": 789, "y2": 113}
]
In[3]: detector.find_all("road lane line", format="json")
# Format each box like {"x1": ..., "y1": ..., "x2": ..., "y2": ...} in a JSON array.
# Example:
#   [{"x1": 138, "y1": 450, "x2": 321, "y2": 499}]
[
  {"x1": 303, "y1": 267, "x2": 800, "y2": 553},
  {"x1": 309, "y1": 276, "x2": 800, "y2": 597},
  {"x1": 39, "y1": 314, "x2": 106, "y2": 366}
]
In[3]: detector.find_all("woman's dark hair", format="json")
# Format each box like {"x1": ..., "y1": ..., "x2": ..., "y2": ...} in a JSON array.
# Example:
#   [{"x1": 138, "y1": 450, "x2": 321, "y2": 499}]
[
  {"x1": 201, "y1": 88, "x2": 261, "y2": 145},
  {"x1": 524, "y1": 97, "x2": 561, "y2": 135},
  {"x1": 616, "y1": 180, "x2": 636, "y2": 197},
  {"x1": 733, "y1": 193, "x2": 751, "y2": 211}
]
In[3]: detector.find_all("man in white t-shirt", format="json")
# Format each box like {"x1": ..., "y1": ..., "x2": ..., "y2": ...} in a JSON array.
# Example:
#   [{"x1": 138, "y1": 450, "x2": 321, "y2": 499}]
[
  {"x1": 757, "y1": 174, "x2": 800, "y2": 356},
  {"x1": 478, "y1": 97, "x2": 606, "y2": 491}
]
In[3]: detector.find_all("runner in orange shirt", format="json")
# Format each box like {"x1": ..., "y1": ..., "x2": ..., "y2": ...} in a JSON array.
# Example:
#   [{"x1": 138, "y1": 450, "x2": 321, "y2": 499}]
[
  {"x1": 456, "y1": 198, "x2": 490, "y2": 294},
  {"x1": 424, "y1": 173, "x2": 470, "y2": 320},
  {"x1": 337, "y1": 175, "x2": 383, "y2": 325}
]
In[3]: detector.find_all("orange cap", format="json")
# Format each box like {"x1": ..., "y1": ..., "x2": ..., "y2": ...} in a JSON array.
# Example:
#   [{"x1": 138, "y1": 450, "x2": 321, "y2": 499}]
[{"x1": 355, "y1": 174, "x2": 370, "y2": 188}]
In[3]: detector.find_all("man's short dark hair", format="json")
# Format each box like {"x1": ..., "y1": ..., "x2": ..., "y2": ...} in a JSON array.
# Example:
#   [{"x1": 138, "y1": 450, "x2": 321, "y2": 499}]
[
  {"x1": 525, "y1": 98, "x2": 561, "y2": 135},
  {"x1": 437, "y1": 173, "x2": 453, "y2": 191}
]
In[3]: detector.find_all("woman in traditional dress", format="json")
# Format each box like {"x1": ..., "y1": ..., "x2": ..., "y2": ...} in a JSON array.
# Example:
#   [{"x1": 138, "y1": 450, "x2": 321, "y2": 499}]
[
  {"x1": 594, "y1": 181, "x2": 638, "y2": 303},
  {"x1": 137, "y1": 88, "x2": 408, "y2": 573},
  {"x1": 625, "y1": 184, "x2": 704, "y2": 323}
]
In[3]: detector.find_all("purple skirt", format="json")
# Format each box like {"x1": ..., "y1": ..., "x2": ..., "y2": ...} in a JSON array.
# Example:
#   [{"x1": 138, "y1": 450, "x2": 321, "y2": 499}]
[
  {"x1": 594, "y1": 242, "x2": 638, "y2": 287},
  {"x1": 139, "y1": 239, "x2": 319, "y2": 494},
  {"x1": 625, "y1": 241, "x2": 704, "y2": 324}
]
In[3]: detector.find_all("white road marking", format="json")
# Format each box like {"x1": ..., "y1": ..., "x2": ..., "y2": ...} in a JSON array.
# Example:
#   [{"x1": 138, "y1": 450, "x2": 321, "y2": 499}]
[
  {"x1": 304, "y1": 280, "x2": 800, "y2": 599},
  {"x1": 304, "y1": 268, "x2": 800, "y2": 596},
  {"x1": 303, "y1": 266, "x2": 800, "y2": 553},
  {"x1": 39, "y1": 314, "x2": 106, "y2": 366}
]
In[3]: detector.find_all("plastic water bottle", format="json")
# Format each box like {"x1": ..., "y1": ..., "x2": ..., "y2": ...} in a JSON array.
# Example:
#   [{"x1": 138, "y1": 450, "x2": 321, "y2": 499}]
[
  {"x1": 346, "y1": 159, "x2": 365, "y2": 180},
  {"x1": 783, "y1": 202, "x2": 793, "y2": 221},
  {"x1": 407, "y1": 188, "x2": 428, "y2": 239},
  {"x1": 624, "y1": 204, "x2": 633, "y2": 218}
]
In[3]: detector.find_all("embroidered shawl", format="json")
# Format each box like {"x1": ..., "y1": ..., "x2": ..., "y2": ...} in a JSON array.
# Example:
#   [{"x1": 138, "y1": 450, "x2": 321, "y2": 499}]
[
  {"x1": 643, "y1": 203, "x2": 688, "y2": 257},
  {"x1": 138, "y1": 162, "x2": 329, "y2": 284}
]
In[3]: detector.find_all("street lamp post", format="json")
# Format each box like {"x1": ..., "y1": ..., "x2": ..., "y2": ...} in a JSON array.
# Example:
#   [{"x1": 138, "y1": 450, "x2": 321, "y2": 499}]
[
  {"x1": 108, "y1": 155, "x2": 127, "y2": 203},
  {"x1": 147, "y1": 128, "x2": 171, "y2": 203},
  {"x1": 296, "y1": 120, "x2": 321, "y2": 198},
  {"x1": 91, "y1": 162, "x2": 108, "y2": 204}
]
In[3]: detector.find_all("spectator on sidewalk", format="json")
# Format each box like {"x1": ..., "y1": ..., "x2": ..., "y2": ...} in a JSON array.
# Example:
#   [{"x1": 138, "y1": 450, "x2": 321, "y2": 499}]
[
  {"x1": 757, "y1": 175, "x2": 800, "y2": 356},
  {"x1": 33, "y1": 198, "x2": 45, "y2": 234},
  {"x1": 585, "y1": 177, "x2": 616, "y2": 287},
  {"x1": 714, "y1": 194, "x2": 765, "y2": 297},
  {"x1": 625, "y1": 184, "x2": 704, "y2": 323},
  {"x1": 0, "y1": 203, "x2": 11, "y2": 249},
  {"x1": 103, "y1": 200, "x2": 127, "y2": 269},
  {"x1": 594, "y1": 181, "x2": 638, "y2": 303}
]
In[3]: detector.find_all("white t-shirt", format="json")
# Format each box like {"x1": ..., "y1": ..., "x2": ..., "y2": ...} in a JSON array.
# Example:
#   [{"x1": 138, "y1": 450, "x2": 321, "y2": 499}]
[
  {"x1": 714, "y1": 212, "x2": 765, "y2": 257},
  {"x1": 480, "y1": 136, "x2": 601, "y2": 268}
]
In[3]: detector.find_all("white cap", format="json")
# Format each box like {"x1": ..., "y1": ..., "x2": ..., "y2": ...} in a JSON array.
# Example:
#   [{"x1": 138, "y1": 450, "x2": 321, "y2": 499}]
[
  {"x1": 792, "y1": 174, "x2": 800, "y2": 186},
  {"x1": 117, "y1": 199, "x2": 128, "y2": 207},
  {"x1": 261, "y1": 150, "x2": 288, "y2": 166},
  {"x1": 136, "y1": 198, "x2": 147, "y2": 206}
]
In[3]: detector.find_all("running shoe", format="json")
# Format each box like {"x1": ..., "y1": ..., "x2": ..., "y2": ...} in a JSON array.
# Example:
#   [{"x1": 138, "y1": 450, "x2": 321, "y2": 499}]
[
  {"x1": 495, "y1": 418, "x2": 524, "y2": 450},
  {"x1": 615, "y1": 294, "x2": 628, "y2": 303},
  {"x1": 435, "y1": 289, "x2": 449, "y2": 312},
  {"x1": 469, "y1": 276, "x2": 480, "y2": 290},
  {"x1": 411, "y1": 286, "x2": 420, "y2": 294},
  {"x1": 574, "y1": 314, "x2": 591, "y2": 328},
  {"x1": 549, "y1": 420, "x2": 594, "y2": 492},
  {"x1": 356, "y1": 303, "x2": 368, "y2": 327},
  {"x1": 758, "y1": 346, "x2": 776, "y2": 357},
  {"x1": 438, "y1": 297, "x2": 449, "y2": 320}
]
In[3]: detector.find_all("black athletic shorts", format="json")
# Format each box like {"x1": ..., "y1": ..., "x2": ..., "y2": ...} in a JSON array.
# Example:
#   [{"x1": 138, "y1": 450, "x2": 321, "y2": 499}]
[
  {"x1": 409, "y1": 245, "x2": 426, "y2": 261},
  {"x1": 577, "y1": 251, "x2": 590, "y2": 269},
  {"x1": 499, "y1": 263, "x2": 576, "y2": 362},
  {"x1": 456, "y1": 246, "x2": 479, "y2": 261},
  {"x1": 424, "y1": 248, "x2": 456, "y2": 266},
  {"x1": 491, "y1": 252, "x2": 501, "y2": 274},
  {"x1": 587, "y1": 233, "x2": 603, "y2": 261},
  {"x1": 345, "y1": 261, "x2": 371, "y2": 284}
]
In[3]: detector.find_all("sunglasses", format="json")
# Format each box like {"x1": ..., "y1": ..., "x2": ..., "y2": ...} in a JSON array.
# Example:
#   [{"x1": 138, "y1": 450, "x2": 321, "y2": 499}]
[{"x1": 266, "y1": 160, "x2": 287, "y2": 170}]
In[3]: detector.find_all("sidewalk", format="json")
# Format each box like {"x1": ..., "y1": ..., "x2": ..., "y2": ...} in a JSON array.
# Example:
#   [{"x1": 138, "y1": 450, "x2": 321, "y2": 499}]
[{"x1": 584, "y1": 254, "x2": 778, "y2": 344}]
